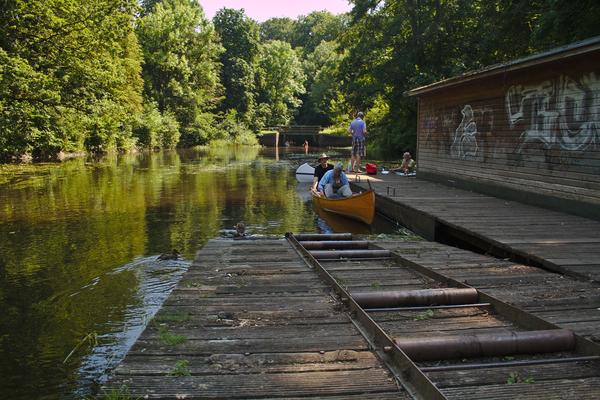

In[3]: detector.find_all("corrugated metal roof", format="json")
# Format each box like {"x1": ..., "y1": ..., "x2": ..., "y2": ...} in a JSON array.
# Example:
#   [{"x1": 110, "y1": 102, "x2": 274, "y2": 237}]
[{"x1": 407, "y1": 35, "x2": 600, "y2": 97}]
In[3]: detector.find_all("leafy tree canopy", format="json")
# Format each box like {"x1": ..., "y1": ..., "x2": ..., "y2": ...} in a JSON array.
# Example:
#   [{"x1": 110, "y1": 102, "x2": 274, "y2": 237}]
[
  {"x1": 2, "y1": 0, "x2": 599, "y2": 161},
  {"x1": 260, "y1": 17, "x2": 295, "y2": 42},
  {"x1": 0, "y1": 0, "x2": 143, "y2": 160},
  {"x1": 136, "y1": 0, "x2": 223, "y2": 146},
  {"x1": 255, "y1": 40, "x2": 306, "y2": 127},
  {"x1": 213, "y1": 8, "x2": 260, "y2": 124}
]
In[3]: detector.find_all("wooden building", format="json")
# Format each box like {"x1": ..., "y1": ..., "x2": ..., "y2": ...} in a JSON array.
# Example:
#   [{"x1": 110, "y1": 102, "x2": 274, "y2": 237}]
[{"x1": 408, "y1": 36, "x2": 600, "y2": 219}]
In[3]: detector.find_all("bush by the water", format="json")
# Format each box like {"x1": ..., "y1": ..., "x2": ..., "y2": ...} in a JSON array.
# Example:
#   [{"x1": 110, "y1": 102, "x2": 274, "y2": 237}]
[{"x1": 133, "y1": 104, "x2": 180, "y2": 149}]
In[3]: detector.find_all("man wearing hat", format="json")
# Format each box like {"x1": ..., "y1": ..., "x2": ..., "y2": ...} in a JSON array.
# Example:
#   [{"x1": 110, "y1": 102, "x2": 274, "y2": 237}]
[
  {"x1": 317, "y1": 162, "x2": 352, "y2": 198},
  {"x1": 311, "y1": 153, "x2": 334, "y2": 193}
]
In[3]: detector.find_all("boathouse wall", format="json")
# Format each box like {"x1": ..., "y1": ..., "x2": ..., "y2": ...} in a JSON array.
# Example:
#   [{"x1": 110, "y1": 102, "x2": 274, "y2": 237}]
[{"x1": 410, "y1": 38, "x2": 600, "y2": 218}]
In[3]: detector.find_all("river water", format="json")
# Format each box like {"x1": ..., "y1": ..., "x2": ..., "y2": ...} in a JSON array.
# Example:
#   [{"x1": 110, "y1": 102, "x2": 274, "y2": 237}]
[{"x1": 0, "y1": 146, "x2": 409, "y2": 399}]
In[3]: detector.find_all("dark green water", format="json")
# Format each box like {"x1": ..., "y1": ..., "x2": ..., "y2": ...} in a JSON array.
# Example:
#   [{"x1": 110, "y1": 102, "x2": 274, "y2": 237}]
[{"x1": 0, "y1": 146, "x2": 403, "y2": 399}]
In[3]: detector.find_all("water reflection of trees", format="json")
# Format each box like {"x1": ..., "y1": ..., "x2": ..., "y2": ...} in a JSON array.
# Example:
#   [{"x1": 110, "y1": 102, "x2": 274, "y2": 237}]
[{"x1": 0, "y1": 147, "x2": 315, "y2": 398}]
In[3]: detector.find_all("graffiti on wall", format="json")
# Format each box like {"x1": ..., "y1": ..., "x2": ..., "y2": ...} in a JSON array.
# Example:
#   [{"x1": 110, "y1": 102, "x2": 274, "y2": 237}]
[
  {"x1": 450, "y1": 105, "x2": 494, "y2": 160},
  {"x1": 451, "y1": 105, "x2": 478, "y2": 158},
  {"x1": 421, "y1": 112, "x2": 438, "y2": 148},
  {"x1": 506, "y1": 72, "x2": 600, "y2": 154},
  {"x1": 421, "y1": 72, "x2": 600, "y2": 170}
]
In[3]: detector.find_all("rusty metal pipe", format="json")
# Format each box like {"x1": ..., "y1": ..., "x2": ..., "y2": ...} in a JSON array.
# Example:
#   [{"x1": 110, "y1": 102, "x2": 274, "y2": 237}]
[
  {"x1": 353, "y1": 288, "x2": 479, "y2": 308},
  {"x1": 300, "y1": 240, "x2": 369, "y2": 250},
  {"x1": 366, "y1": 303, "x2": 492, "y2": 312},
  {"x1": 395, "y1": 329, "x2": 575, "y2": 361},
  {"x1": 310, "y1": 249, "x2": 392, "y2": 259},
  {"x1": 294, "y1": 233, "x2": 352, "y2": 241}
]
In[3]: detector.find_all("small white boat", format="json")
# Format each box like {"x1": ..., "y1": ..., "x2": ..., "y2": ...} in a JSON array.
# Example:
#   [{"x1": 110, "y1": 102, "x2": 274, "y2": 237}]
[{"x1": 295, "y1": 163, "x2": 315, "y2": 183}]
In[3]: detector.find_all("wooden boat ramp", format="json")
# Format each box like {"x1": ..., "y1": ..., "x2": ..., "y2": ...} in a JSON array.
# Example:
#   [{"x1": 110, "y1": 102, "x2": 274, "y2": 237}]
[{"x1": 105, "y1": 234, "x2": 600, "y2": 399}]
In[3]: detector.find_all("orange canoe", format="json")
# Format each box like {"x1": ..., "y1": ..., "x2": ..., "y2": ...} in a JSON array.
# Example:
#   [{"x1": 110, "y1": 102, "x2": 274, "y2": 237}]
[{"x1": 312, "y1": 190, "x2": 375, "y2": 225}]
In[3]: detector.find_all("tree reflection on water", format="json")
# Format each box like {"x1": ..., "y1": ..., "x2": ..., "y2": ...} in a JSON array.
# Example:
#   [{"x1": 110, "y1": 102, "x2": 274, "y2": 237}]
[
  {"x1": 0, "y1": 147, "x2": 314, "y2": 399},
  {"x1": 0, "y1": 146, "x2": 399, "y2": 399}
]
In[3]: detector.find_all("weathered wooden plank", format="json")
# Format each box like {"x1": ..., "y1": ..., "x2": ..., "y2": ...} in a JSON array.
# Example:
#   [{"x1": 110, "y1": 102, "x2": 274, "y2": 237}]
[
  {"x1": 185, "y1": 265, "x2": 313, "y2": 275},
  {"x1": 151, "y1": 308, "x2": 349, "y2": 327},
  {"x1": 110, "y1": 369, "x2": 399, "y2": 398},
  {"x1": 377, "y1": 316, "x2": 514, "y2": 336},
  {"x1": 162, "y1": 286, "x2": 330, "y2": 297},
  {"x1": 114, "y1": 350, "x2": 380, "y2": 376},
  {"x1": 428, "y1": 359, "x2": 600, "y2": 388},
  {"x1": 260, "y1": 393, "x2": 409, "y2": 400},
  {"x1": 128, "y1": 330, "x2": 368, "y2": 357},
  {"x1": 441, "y1": 377, "x2": 600, "y2": 400},
  {"x1": 178, "y1": 273, "x2": 325, "y2": 286},
  {"x1": 459, "y1": 275, "x2": 561, "y2": 287},
  {"x1": 142, "y1": 324, "x2": 360, "y2": 340},
  {"x1": 370, "y1": 306, "x2": 491, "y2": 320}
]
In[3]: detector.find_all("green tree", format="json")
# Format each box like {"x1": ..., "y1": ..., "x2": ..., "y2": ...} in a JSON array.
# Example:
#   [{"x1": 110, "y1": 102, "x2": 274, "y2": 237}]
[
  {"x1": 213, "y1": 8, "x2": 260, "y2": 125},
  {"x1": 255, "y1": 40, "x2": 306, "y2": 126},
  {"x1": 339, "y1": 0, "x2": 600, "y2": 157},
  {"x1": 140, "y1": 0, "x2": 162, "y2": 15},
  {"x1": 136, "y1": 0, "x2": 223, "y2": 146},
  {"x1": 292, "y1": 11, "x2": 347, "y2": 54},
  {"x1": 0, "y1": 0, "x2": 143, "y2": 161},
  {"x1": 461, "y1": 1, "x2": 541, "y2": 69},
  {"x1": 532, "y1": 0, "x2": 600, "y2": 49},
  {"x1": 132, "y1": 102, "x2": 180, "y2": 149},
  {"x1": 297, "y1": 40, "x2": 346, "y2": 125},
  {"x1": 260, "y1": 17, "x2": 296, "y2": 42},
  {"x1": 275, "y1": 11, "x2": 348, "y2": 125}
]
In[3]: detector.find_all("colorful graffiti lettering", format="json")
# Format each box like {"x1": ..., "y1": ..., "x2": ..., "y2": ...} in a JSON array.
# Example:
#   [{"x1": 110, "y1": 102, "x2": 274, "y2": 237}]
[{"x1": 506, "y1": 73, "x2": 600, "y2": 154}]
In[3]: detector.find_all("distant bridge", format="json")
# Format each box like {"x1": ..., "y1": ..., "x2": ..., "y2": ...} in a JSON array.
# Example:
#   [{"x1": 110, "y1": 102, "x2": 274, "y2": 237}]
[{"x1": 259, "y1": 125, "x2": 351, "y2": 147}]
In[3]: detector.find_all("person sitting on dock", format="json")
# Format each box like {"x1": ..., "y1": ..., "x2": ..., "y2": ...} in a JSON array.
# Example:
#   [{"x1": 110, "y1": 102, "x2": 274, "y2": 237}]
[
  {"x1": 393, "y1": 152, "x2": 416, "y2": 174},
  {"x1": 311, "y1": 153, "x2": 334, "y2": 194},
  {"x1": 318, "y1": 162, "x2": 352, "y2": 198}
]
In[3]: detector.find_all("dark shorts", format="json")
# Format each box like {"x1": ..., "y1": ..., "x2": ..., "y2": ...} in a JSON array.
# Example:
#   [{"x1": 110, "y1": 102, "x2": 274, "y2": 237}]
[{"x1": 352, "y1": 138, "x2": 365, "y2": 157}]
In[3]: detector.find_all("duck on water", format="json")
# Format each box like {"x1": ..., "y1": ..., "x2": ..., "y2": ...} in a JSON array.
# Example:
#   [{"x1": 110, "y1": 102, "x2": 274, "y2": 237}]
[{"x1": 158, "y1": 249, "x2": 181, "y2": 260}]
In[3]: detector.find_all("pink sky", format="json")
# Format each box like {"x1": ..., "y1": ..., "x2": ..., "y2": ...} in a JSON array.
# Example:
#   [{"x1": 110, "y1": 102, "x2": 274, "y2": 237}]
[{"x1": 198, "y1": 0, "x2": 352, "y2": 22}]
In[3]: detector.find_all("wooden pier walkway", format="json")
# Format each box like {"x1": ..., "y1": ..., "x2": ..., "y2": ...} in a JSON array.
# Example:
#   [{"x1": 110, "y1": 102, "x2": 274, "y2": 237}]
[
  {"x1": 351, "y1": 174, "x2": 600, "y2": 282},
  {"x1": 107, "y1": 238, "x2": 406, "y2": 399},
  {"x1": 375, "y1": 240, "x2": 600, "y2": 343},
  {"x1": 309, "y1": 237, "x2": 600, "y2": 399},
  {"x1": 105, "y1": 235, "x2": 600, "y2": 399}
]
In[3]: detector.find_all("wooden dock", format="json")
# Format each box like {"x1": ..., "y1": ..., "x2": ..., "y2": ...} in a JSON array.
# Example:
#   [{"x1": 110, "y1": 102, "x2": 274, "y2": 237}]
[
  {"x1": 107, "y1": 238, "x2": 406, "y2": 399},
  {"x1": 305, "y1": 237, "x2": 600, "y2": 399},
  {"x1": 351, "y1": 174, "x2": 600, "y2": 282},
  {"x1": 105, "y1": 235, "x2": 600, "y2": 399},
  {"x1": 375, "y1": 240, "x2": 600, "y2": 343}
]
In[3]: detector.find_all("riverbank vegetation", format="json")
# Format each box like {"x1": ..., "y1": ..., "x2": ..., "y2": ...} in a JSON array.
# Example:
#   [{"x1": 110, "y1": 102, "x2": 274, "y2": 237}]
[{"x1": 1, "y1": 0, "x2": 598, "y2": 161}]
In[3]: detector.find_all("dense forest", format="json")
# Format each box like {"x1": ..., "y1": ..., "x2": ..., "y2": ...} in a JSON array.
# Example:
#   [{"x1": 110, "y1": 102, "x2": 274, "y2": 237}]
[{"x1": 1, "y1": 0, "x2": 599, "y2": 162}]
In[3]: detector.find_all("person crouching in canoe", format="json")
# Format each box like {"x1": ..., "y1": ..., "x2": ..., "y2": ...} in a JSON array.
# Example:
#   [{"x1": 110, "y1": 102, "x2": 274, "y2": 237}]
[
  {"x1": 311, "y1": 153, "x2": 334, "y2": 194},
  {"x1": 317, "y1": 162, "x2": 352, "y2": 198}
]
